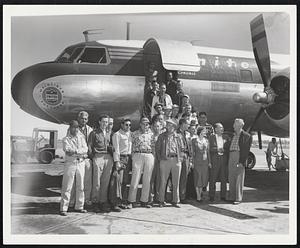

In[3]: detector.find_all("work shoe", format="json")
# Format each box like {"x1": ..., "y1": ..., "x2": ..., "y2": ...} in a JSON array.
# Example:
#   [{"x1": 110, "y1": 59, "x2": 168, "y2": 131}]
[
  {"x1": 141, "y1": 202, "x2": 152, "y2": 208},
  {"x1": 119, "y1": 204, "x2": 127, "y2": 210},
  {"x1": 60, "y1": 211, "x2": 67, "y2": 216},
  {"x1": 233, "y1": 201, "x2": 241, "y2": 205},
  {"x1": 180, "y1": 199, "x2": 188, "y2": 204},
  {"x1": 74, "y1": 209, "x2": 87, "y2": 213},
  {"x1": 172, "y1": 203, "x2": 180, "y2": 208},
  {"x1": 111, "y1": 206, "x2": 122, "y2": 212},
  {"x1": 209, "y1": 197, "x2": 215, "y2": 202}
]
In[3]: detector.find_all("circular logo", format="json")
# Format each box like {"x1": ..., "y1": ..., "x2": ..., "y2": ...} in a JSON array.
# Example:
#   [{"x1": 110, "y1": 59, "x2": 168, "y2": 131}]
[{"x1": 42, "y1": 86, "x2": 62, "y2": 106}]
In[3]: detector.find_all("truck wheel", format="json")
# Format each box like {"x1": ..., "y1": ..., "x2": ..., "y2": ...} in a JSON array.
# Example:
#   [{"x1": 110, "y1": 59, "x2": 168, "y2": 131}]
[
  {"x1": 246, "y1": 152, "x2": 256, "y2": 170},
  {"x1": 39, "y1": 151, "x2": 53, "y2": 164}
]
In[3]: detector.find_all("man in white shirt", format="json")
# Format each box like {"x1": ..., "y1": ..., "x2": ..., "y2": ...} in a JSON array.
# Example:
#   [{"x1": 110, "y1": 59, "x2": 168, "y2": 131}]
[
  {"x1": 208, "y1": 123, "x2": 231, "y2": 202},
  {"x1": 151, "y1": 83, "x2": 173, "y2": 118},
  {"x1": 110, "y1": 118, "x2": 133, "y2": 210},
  {"x1": 60, "y1": 120, "x2": 88, "y2": 216}
]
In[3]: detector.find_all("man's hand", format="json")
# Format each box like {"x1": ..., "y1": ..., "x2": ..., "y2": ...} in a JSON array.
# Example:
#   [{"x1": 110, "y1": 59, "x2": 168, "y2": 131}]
[
  {"x1": 236, "y1": 163, "x2": 243, "y2": 168},
  {"x1": 115, "y1": 161, "x2": 122, "y2": 170},
  {"x1": 208, "y1": 163, "x2": 212, "y2": 169}
]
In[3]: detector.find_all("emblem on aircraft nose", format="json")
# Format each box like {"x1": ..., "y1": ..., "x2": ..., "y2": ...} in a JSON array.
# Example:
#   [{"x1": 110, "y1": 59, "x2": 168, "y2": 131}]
[{"x1": 42, "y1": 86, "x2": 62, "y2": 105}]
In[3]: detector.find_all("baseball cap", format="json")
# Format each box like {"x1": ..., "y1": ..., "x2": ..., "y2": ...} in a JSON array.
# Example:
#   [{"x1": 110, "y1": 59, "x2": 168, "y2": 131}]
[
  {"x1": 154, "y1": 102, "x2": 163, "y2": 109},
  {"x1": 166, "y1": 118, "x2": 178, "y2": 127},
  {"x1": 172, "y1": 104, "x2": 179, "y2": 109}
]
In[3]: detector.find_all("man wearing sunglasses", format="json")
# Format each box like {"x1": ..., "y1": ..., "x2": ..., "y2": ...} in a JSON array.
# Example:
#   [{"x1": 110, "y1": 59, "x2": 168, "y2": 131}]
[{"x1": 110, "y1": 119, "x2": 133, "y2": 211}]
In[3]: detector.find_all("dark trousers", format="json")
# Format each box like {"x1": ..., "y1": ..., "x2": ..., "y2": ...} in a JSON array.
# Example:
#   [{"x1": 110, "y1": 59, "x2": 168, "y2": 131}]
[
  {"x1": 149, "y1": 157, "x2": 160, "y2": 202},
  {"x1": 209, "y1": 154, "x2": 228, "y2": 199},
  {"x1": 179, "y1": 154, "x2": 190, "y2": 201},
  {"x1": 108, "y1": 155, "x2": 131, "y2": 206}
]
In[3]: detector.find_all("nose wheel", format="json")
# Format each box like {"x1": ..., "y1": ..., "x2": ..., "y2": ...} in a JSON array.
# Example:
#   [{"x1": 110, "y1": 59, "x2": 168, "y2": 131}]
[{"x1": 246, "y1": 151, "x2": 256, "y2": 170}]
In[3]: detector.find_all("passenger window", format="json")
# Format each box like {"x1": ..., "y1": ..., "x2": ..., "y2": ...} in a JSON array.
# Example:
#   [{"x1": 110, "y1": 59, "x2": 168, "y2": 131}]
[
  {"x1": 77, "y1": 47, "x2": 108, "y2": 64},
  {"x1": 240, "y1": 70, "x2": 253, "y2": 82}
]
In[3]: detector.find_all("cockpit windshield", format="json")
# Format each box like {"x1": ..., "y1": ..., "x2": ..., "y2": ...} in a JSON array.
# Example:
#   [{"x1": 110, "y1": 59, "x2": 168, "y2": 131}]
[{"x1": 56, "y1": 46, "x2": 109, "y2": 64}]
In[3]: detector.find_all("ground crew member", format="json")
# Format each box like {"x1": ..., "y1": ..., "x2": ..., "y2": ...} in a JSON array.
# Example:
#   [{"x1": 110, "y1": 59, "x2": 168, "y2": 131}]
[
  {"x1": 156, "y1": 118, "x2": 183, "y2": 208},
  {"x1": 208, "y1": 123, "x2": 231, "y2": 202},
  {"x1": 228, "y1": 118, "x2": 252, "y2": 205},
  {"x1": 128, "y1": 117, "x2": 155, "y2": 208},
  {"x1": 266, "y1": 137, "x2": 278, "y2": 171},
  {"x1": 88, "y1": 114, "x2": 113, "y2": 213},
  {"x1": 111, "y1": 118, "x2": 133, "y2": 211},
  {"x1": 166, "y1": 71, "x2": 177, "y2": 102},
  {"x1": 60, "y1": 120, "x2": 88, "y2": 216}
]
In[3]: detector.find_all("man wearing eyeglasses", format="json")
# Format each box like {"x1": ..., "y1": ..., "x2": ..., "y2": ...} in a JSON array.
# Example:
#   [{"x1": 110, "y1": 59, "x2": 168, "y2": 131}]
[
  {"x1": 110, "y1": 119, "x2": 133, "y2": 211},
  {"x1": 128, "y1": 117, "x2": 155, "y2": 208}
]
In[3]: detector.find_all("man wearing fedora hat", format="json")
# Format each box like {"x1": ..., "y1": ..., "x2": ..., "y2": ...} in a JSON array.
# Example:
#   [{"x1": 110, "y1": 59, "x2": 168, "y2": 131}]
[
  {"x1": 156, "y1": 118, "x2": 184, "y2": 208},
  {"x1": 60, "y1": 120, "x2": 88, "y2": 216}
]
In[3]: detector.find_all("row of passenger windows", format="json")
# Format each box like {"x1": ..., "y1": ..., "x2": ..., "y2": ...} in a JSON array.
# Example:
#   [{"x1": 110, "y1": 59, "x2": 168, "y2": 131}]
[
  {"x1": 56, "y1": 47, "x2": 108, "y2": 64},
  {"x1": 56, "y1": 46, "x2": 254, "y2": 82}
]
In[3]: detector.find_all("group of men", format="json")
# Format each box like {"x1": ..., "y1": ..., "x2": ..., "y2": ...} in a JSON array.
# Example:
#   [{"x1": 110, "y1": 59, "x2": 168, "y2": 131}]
[{"x1": 59, "y1": 108, "x2": 252, "y2": 216}]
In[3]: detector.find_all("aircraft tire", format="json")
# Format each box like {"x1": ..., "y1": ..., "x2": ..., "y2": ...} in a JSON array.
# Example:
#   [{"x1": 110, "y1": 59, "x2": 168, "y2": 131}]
[
  {"x1": 38, "y1": 150, "x2": 53, "y2": 164},
  {"x1": 246, "y1": 152, "x2": 256, "y2": 170}
]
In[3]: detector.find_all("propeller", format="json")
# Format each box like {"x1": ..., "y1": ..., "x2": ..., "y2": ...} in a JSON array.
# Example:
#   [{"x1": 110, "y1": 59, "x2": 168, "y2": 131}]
[{"x1": 247, "y1": 14, "x2": 272, "y2": 134}]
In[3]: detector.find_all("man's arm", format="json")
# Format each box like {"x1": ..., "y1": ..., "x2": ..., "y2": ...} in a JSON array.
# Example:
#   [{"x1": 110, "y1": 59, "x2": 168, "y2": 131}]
[
  {"x1": 112, "y1": 132, "x2": 120, "y2": 162},
  {"x1": 63, "y1": 137, "x2": 76, "y2": 155},
  {"x1": 77, "y1": 135, "x2": 88, "y2": 155}
]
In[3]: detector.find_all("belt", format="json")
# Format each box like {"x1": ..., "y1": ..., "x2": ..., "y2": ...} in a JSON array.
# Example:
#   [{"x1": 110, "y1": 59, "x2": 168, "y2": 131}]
[
  {"x1": 134, "y1": 151, "x2": 152, "y2": 154},
  {"x1": 167, "y1": 154, "x2": 177, "y2": 158},
  {"x1": 120, "y1": 154, "x2": 131, "y2": 157},
  {"x1": 95, "y1": 151, "x2": 109, "y2": 154},
  {"x1": 230, "y1": 150, "x2": 239, "y2": 152}
]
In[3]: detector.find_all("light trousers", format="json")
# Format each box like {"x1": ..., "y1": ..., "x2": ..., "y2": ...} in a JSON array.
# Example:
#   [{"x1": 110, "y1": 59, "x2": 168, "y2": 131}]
[
  {"x1": 159, "y1": 158, "x2": 182, "y2": 204},
  {"x1": 60, "y1": 159, "x2": 85, "y2": 212},
  {"x1": 228, "y1": 151, "x2": 245, "y2": 202},
  {"x1": 128, "y1": 153, "x2": 154, "y2": 203},
  {"x1": 92, "y1": 153, "x2": 113, "y2": 204},
  {"x1": 83, "y1": 158, "x2": 93, "y2": 202}
]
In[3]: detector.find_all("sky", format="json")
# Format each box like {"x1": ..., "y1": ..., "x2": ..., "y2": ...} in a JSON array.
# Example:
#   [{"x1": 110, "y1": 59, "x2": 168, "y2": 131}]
[{"x1": 9, "y1": 9, "x2": 291, "y2": 139}]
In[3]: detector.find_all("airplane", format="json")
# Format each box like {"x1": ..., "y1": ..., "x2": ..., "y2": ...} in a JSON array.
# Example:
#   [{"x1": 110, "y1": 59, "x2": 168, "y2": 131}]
[{"x1": 11, "y1": 14, "x2": 290, "y2": 168}]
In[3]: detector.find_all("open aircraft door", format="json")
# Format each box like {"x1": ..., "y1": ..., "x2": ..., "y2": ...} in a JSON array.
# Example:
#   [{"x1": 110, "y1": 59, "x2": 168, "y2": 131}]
[{"x1": 143, "y1": 38, "x2": 200, "y2": 81}]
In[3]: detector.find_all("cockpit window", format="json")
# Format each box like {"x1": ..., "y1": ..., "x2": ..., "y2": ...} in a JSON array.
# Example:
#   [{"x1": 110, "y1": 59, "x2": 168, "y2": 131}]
[{"x1": 77, "y1": 47, "x2": 108, "y2": 64}]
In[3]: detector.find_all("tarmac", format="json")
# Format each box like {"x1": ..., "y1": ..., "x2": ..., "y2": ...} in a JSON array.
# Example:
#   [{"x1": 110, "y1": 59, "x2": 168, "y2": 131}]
[{"x1": 10, "y1": 148, "x2": 290, "y2": 237}]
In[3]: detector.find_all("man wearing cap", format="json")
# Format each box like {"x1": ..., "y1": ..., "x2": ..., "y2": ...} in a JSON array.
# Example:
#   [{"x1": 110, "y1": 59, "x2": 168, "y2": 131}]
[
  {"x1": 163, "y1": 105, "x2": 173, "y2": 121},
  {"x1": 156, "y1": 118, "x2": 184, "y2": 208},
  {"x1": 128, "y1": 117, "x2": 155, "y2": 208},
  {"x1": 60, "y1": 120, "x2": 88, "y2": 216},
  {"x1": 110, "y1": 118, "x2": 132, "y2": 211},
  {"x1": 151, "y1": 83, "x2": 173, "y2": 118},
  {"x1": 208, "y1": 123, "x2": 231, "y2": 202},
  {"x1": 88, "y1": 114, "x2": 113, "y2": 213},
  {"x1": 177, "y1": 118, "x2": 192, "y2": 204}
]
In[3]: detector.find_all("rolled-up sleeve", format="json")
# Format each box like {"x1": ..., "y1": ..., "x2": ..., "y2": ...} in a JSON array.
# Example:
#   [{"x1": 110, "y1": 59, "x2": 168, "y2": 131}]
[{"x1": 112, "y1": 132, "x2": 120, "y2": 162}]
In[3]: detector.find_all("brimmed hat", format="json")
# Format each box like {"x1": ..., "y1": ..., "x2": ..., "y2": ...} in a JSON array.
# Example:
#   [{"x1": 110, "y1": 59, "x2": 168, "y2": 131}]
[
  {"x1": 164, "y1": 105, "x2": 172, "y2": 110},
  {"x1": 166, "y1": 118, "x2": 178, "y2": 127},
  {"x1": 172, "y1": 104, "x2": 179, "y2": 109},
  {"x1": 182, "y1": 94, "x2": 190, "y2": 99},
  {"x1": 140, "y1": 117, "x2": 150, "y2": 124},
  {"x1": 69, "y1": 120, "x2": 79, "y2": 128}
]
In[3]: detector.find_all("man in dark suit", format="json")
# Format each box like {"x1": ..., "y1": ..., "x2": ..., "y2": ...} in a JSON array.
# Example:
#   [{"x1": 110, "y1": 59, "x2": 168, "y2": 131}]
[
  {"x1": 208, "y1": 123, "x2": 231, "y2": 202},
  {"x1": 228, "y1": 118, "x2": 252, "y2": 205}
]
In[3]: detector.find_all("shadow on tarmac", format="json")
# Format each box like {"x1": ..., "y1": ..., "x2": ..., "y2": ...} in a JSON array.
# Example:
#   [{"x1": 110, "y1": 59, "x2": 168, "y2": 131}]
[
  {"x1": 11, "y1": 172, "x2": 62, "y2": 197},
  {"x1": 11, "y1": 202, "x2": 60, "y2": 215}
]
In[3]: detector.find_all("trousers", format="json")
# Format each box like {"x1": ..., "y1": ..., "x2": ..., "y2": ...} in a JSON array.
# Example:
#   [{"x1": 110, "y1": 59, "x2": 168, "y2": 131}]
[
  {"x1": 60, "y1": 159, "x2": 85, "y2": 212},
  {"x1": 209, "y1": 154, "x2": 227, "y2": 199},
  {"x1": 179, "y1": 154, "x2": 190, "y2": 201},
  {"x1": 228, "y1": 151, "x2": 245, "y2": 202},
  {"x1": 159, "y1": 158, "x2": 182, "y2": 204},
  {"x1": 128, "y1": 153, "x2": 154, "y2": 203},
  {"x1": 91, "y1": 153, "x2": 113, "y2": 204},
  {"x1": 149, "y1": 156, "x2": 160, "y2": 202}
]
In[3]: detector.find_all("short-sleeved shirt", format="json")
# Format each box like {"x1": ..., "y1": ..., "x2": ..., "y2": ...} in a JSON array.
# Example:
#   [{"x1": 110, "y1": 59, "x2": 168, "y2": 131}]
[
  {"x1": 132, "y1": 129, "x2": 154, "y2": 153},
  {"x1": 230, "y1": 132, "x2": 241, "y2": 151}
]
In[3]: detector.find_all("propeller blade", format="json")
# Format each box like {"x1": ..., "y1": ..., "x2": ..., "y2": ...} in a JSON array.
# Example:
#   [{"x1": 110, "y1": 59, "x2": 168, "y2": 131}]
[
  {"x1": 247, "y1": 107, "x2": 264, "y2": 133},
  {"x1": 257, "y1": 130, "x2": 262, "y2": 149},
  {"x1": 250, "y1": 14, "x2": 271, "y2": 88}
]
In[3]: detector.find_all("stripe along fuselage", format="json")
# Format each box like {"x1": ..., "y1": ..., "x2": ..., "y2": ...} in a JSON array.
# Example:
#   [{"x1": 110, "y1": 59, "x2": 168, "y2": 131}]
[{"x1": 11, "y1": 40, "x2": 289, "y2": 136}]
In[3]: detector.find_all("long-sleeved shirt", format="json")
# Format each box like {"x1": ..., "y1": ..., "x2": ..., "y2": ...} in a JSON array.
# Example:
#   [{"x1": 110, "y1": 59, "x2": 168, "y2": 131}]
[
  {"x1": 63, "y1": 133, "x2": 88, "y2": 162},
  {"x1": 112, "y1": 129, "x2": 132, "y2": 162},
  {"x1": 88, "y1": 128, "x2": 111, "y2": 155}
]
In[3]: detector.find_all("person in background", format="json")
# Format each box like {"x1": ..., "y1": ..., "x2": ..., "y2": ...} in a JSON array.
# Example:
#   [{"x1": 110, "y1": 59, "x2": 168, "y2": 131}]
[
  {"x1": 152, "y1": 102, "x2": 164, "y2": 118},
  {"x1": 228, "y1": 118, "x2": 252, "y2": 205},
  {"x1": 88, "y1": 115, "x2": 113, "y2": 213},
  {"x1": 151, "y1": 83, "x2": 173, "y2": 118},
  {"x1": 173, "y1": 80, "x2": 185, "y2": 107},
  {"x1": 182, "y1": 104, "x2": 198, "y2": 125},
  {"x1": 176, "y1": 118, "x2": 191, "y2": 204},
  {"x1": 171, "y1": 104, "x2": 180, "y2": 120},
  {"x1": 60, "y1": 120, "x2": 88, "y2": 216},
  {"x1": 156, "y1": 119, "x2": 184, "y2": 208},
  {"x1": 266, "y1": 137, "x2": 278, "y2": 171},
  {"x1": 109, "y1": 118, "x2": 132, "y2": 212},
  {"x1": 164, "y1": 105, "x2": 173, "y2": 121},
  {"x1": 149, "y1": 120, "x2": 163, "y2": 204},
  {"x1": 179, "y1": 94, "x2": 190, "y2": 114},
  {"x1": 166, "y1": 71, "x2": 178, "y2": 103},
  {"x1": 208, "y1": 123, "x2": 231, "y2": 202},
  {"x1": 192, "y1": 126, "x2": 211, "y2": 202},
  {"x1": 128, "y1": 117, "x2": 155, "y2": 208},
  {"x1": 144, "y1": 80, "x2": 159, "y2": 119},
  {"x1": 107, "y1": 118, "x2": 114, "y2": 134},
  {"x1": 152, "y1": 113, "x2": 166, "y2": 133}
]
